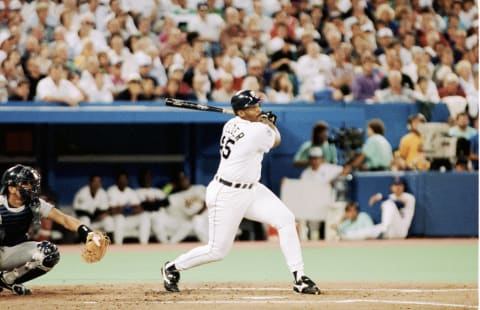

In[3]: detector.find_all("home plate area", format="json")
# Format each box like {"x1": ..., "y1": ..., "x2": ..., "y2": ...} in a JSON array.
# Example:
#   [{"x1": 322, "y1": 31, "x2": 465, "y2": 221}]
[{"x1": 0, "y1": 282, "x2": 477, "y2": 310}]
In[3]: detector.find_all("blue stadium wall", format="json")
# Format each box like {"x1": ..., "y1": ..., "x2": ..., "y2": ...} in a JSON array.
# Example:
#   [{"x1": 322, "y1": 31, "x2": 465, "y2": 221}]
[{"x1": 0, "y1": 101, "x2": 477, "y2": 237}]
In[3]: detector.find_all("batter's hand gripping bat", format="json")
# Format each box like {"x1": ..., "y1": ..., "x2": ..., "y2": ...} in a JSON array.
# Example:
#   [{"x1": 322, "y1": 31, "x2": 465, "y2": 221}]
[{"x1": 165, "y1": 98, "x2": 234, "y2": 114}]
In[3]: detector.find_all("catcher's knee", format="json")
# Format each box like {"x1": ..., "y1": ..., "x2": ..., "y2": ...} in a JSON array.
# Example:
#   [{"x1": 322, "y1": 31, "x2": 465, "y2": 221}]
[{"x1": 36, "y1": 240, "x2": 60, "y2": 269}]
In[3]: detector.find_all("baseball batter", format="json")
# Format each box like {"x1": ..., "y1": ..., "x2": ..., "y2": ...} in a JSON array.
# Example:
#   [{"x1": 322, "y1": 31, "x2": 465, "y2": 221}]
[
  {"x1": 162, "y1": 90, "x2": 320, "y2": 295},
  {"x1": 0, "y1": 164, "x2": 102, "y2": 295}
]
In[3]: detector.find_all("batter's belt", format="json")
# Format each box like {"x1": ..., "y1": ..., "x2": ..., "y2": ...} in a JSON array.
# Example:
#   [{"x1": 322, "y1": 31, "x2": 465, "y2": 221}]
[{"x1": 215, "y1": 176, "x2": 254, "y2": 189}]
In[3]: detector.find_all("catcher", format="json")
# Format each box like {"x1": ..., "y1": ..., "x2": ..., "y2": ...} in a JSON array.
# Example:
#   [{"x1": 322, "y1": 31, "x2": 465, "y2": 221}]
[{"x1": 0, "y1": 164, "x2": 109, "y2": 295}]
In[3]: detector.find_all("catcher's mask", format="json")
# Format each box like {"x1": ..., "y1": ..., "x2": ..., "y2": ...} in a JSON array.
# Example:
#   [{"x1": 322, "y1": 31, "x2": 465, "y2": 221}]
[
  {"x1": 1, "y1": 164, "x2": 41, "y2": 204},
  {"x1": 230, "y1": 89, "x2": 262, "y2": 113}
]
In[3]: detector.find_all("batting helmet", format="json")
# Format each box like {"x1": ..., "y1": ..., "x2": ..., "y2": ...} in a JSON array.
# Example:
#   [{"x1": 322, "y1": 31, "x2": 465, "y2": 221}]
[
  {"x1": 1, "y1": 164, "x2": 41, "y2": 203},
  {"x1": 230, "y1": 90, "x2": 261, "y2": 112}
]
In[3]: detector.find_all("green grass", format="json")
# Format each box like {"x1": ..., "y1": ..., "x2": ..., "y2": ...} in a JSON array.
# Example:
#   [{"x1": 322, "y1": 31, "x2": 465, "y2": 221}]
[{"x1": 30, "y1": 243, "x2": 477, "y2": 285}]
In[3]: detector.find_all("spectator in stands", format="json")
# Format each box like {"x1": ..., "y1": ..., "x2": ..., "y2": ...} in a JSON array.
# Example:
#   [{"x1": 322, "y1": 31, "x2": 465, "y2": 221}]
[
  {"x1": 267, "y1": 71, "x2": 294, "y2": 103},
  {"x1": 159, "y1": 78, "x2": 195, "y2": 101},
  {"x1": 351, "y1": 53, "x2": 381, "y2": 102},
  {"x1": 295, "y1": 41, "x2": 331, "y2": 102},
  {"x1": 32, "y1": 1, "x2": 55, "y2": 43},
  {"x1": 294, "y1": 121, "x2": 338, "y2": 167},
  {"x1": 1, "y1": 54, "x2": 22, "y2": 97},
  {"x1": 242, "y1": 16, "x2": 269, "y2": 60},
  {"x1": 78, "y1": 55, "x2": 114, "y2": 103},
  {"x1": 269, "y1": 36, "x2": 296, "y2": 78},
  {"x1": 211, "y1": 73, "x2": 235, "y2": 102},
  {"x1": 398, "y1": 113, "x2": 431, "y2": 171},
  {"x1": 245, "y1": 57, "x2": 268, "y2": 93},
  {"x1": 107, "y1": 32, "x2": 135, "y2": 82},
  {"x1": 115, "y1": 73, "x2": 146, "y2": 101},
  {"x1": 136, "y1": 16, "x2": 159, "y2": 49},
  {"x1": 107, "y1": 170, "x2": 150, "y2": 245},
  {"x1": 332, "y1": 201, "x2": 374, "y2": 241},
  {"x1": 191, "y1": 73, "x2": 211, "y2": 103},
  {"x1": 167, "y1": 64, "x2": 194, "y2": 96},
  {"x1": 77, "y1": 12, "x2": 108, "y2": 54},
  {"x1": 379, "y1": 47, "x2": 414, "y2": 90},
  {"x1": 219, "y1": 7, "x2": 246, "y2": 50},
  {"x1": 374, "y1": 27, "x2": 394, "y2": 58},
  {"x1": 74, "y1": 39, "x2": 97, "y2": 72},
  {"x1": 353, "y1": 176, "x2": 416, "y2": 239},
  {"x1": 329, "y1": 44, "x2": 354, "y2": 101},
  {"x1": 141, "y1": 77, "x2": 161, "y2": 101},
  {"x1": 449, "y1": 112, "x2": 477, "y2": 140},
  {"x1": 455, "y1": 60, "x2": 478, "y2": 118},
  {"x1": 8, "y1": 78, "x2": 30, "y2": 101},
  {"x1": 73, "y1": 174, "x2": 114, "y2": 239},
  {"x1": 433, "y1": 47, "x2": 455, "y2": 85},
  {"x1": 246, "y1": 0, "x2": 273, "y2": 33},
  {"x1": 24, "y1": 56, "x2": 45, "y2": 100},
  {"x1": 108, "y1": 56, "x2": 126, "y2": 96},
  {"x1": 187, "y1": 2, "x2": 224, "y2": 54},
  {"x1": 413, "y1": 73, "x2": 441, "y2": 104},
  {"x1": 183, "y1": 55, "x2": 214, "y2": 94},
  {"x1": 240, "y1": 75, "x2": 262, "y2": 95},
  {"x1": 35, "y1": 61, "x2": 84, "y2": 106},
  {"x1": 376, "y1": 70, "x2": 416, "y2": 103},
  {"x1": 347, "y1": 119, "x2": 393, "y2": 171},
  {"x1": 135, "y1": 169, "x2": 170, "y2": 243},
  {"x1": 221, "y1": 43, "x2": 247, "y2": 81},
  {"x1": 438, "y1": 73, "x2": 466, "y2": 99},
  {"x1": 469, "y1": 117, "x2": 478, "y2": 170}
]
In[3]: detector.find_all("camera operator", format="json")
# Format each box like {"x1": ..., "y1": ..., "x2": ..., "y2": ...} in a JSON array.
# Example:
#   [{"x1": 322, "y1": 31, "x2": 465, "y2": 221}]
[
  {"x1": 345, "y1": 119, "x2": 393, "y2": 172},
  {"x1": 294, "y1": 121, "x2": 338, "y2": 168}
]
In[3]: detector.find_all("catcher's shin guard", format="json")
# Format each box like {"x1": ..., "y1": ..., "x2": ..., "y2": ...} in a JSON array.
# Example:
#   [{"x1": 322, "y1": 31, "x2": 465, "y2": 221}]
[{"x1": 1, "y1": 241, "x2": 60, "y2": 294}]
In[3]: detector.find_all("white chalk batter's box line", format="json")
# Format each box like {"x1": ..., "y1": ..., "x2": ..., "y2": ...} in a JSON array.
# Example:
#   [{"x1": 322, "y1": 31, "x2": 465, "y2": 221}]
[
  {"x1": 83, "y1": 299, "x2": 478, "y2": 309},
  {"x1": 198, "y1": 287, "x2": 477, "y2": 293}
]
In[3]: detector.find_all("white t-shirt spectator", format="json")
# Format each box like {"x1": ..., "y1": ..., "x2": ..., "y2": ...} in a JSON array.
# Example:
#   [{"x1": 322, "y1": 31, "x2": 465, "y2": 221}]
[
  {"x1": 35, "y1": 76, "x2": 83, "y2": 103},
  {"x1": 188, "y1": 13, "x2": 224, "y2": 42}
]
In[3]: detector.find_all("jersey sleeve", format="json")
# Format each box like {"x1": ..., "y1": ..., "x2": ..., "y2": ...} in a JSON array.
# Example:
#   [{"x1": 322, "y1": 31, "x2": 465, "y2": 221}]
[
  {"x1": 39, "y1": 198, "x2": 54, "y2": 217},
  {"x1": 252, "y1": 122, "x2": 276, "y2": 153}
]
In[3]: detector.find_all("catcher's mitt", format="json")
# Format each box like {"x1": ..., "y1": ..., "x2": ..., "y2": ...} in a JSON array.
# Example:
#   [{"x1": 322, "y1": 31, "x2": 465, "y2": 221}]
[
  {"x1": 81, "y1": 231, "x2": 110, "y2": 263},
  {"x1": 260, "y1": 111, "x2": 277, "y2": 125}
]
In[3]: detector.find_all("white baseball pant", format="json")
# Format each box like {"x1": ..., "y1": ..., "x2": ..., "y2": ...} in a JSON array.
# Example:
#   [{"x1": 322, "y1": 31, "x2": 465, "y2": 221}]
[{"x1": 172, "y1": 181, "x2": 305, "y2": 274}]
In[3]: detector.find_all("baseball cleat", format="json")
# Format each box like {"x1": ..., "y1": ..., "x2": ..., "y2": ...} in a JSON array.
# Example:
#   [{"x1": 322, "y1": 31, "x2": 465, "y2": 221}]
[
  {"x1": 293, "y1": 275, "x2": 320, "y2": 295},
  {"x1": 161, "y1": 261, "x2": 180, "y2": 292},
  {"x1": 0, "y1": 272, "x2": 32, "y2": 295}
]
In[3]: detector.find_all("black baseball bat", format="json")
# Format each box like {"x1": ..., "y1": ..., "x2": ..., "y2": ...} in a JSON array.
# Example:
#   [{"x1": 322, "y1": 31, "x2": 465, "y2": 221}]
[{"x1": 165, "y1": 98, "x2": 234, "y2": 114}]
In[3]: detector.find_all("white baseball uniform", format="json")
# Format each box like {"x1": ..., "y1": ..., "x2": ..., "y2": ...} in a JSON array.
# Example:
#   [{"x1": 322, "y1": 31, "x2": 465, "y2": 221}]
[
  {"x1": 171, "y1": 116, "x2": 305, "y2": 276},
  {"x1": 73, "y1": 185, "x2": 114, "y2": 233},
  {"x1": 107, "y1": 185, "x2": 150, "y2": 245},
  {"x1": 135, "y1": 186, "x2": 169, "y2": 243},
  {"x1": 345, "y1": 192, "x2": 416, "y2": 240},
  {"x1": 165, "y1": 185, "x2": 208, "y2": 243}
]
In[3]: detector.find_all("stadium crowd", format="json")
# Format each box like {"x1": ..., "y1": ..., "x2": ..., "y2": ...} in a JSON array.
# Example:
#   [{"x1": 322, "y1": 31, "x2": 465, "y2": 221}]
[{"x1": 0, "y1": 0, "x2": 477, "y2": 110}]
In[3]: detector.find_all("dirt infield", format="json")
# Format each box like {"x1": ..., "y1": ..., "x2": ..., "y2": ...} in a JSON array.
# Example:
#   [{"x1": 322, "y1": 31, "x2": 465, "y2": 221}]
[
  {"x1": 1, "y1": 239, "x2": 477, "y2": 309},
  {"x1": 0, "y1": 282, "x2": 477, "y2": 310}
]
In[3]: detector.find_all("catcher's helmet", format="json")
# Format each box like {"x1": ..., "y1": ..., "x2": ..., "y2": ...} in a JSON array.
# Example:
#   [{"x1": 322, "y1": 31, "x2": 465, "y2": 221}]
[
  {"x1": 1, "y1": 164, "x2": 41, "y2": 203},
  {"x1": 230, "y1": 90, "x2": 261, "y2": 112}
]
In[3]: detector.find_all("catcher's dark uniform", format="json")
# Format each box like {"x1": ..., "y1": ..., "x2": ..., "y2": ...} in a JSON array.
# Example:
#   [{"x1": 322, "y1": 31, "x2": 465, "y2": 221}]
[{"x1": 0, "y1": 165, "x2": 60, "y2": 295}]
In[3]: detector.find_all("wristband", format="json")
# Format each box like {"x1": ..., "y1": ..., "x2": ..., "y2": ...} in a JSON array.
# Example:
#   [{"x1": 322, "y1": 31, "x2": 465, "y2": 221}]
[{"x1": 77, "y1": 224, "x2": 93, "y2": 243}]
